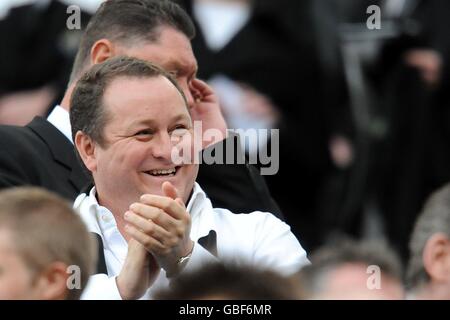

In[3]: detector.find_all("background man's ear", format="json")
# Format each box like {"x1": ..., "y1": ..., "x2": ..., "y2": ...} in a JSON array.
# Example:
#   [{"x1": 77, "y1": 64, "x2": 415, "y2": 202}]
[
  {"x1": 34, "y1": 262, "x2": 70, "y2": 300},
  {"x1": 75, "y1": 131, "x2": 97, "y2": 173},
  {"x1": 423, "y1": 233, "x2": 450, "y2": 283},
  {"x1": 90, "y1": 39, "x2": 115, "y2": 65}
]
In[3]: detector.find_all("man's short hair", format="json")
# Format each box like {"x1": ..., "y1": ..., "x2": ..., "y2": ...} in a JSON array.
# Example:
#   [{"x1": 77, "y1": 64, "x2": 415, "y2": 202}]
[
  {"x1": 70, "y1": 56, "x2": 186, "y2": 149},
  {"x1": 69, "y1": 0, "x2": 195, "y2": 83},
  {"x1": 0, "y1": 187, "x2": 97, "y2": 300},
  {"x1": 297, "y1": 239, "x2": 403, "y2": 298},
  {"x1": 407, "y1": 184, "x2": 450, "y2": 290},
  {"x1": 154, "y1": 262, "x2": 300, "y2": 299}
]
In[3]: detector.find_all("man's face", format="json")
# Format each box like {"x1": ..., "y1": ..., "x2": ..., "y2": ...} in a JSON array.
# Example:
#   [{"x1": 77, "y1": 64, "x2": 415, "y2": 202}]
[
  {"x1": 91, "y1": 76, "x2": 198, "y2": 210},
  {"x1": 0, "y1": 229, "x2": 39, "y2": 299},
  {"x1": 115, "y1": 27, "x2": 198, "y2": 108}
]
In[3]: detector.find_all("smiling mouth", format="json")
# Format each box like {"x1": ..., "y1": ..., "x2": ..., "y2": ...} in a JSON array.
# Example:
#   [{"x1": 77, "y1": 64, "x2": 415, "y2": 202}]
[{"x1": 145, "y1": 166, "x2": 180, "y2": 177}]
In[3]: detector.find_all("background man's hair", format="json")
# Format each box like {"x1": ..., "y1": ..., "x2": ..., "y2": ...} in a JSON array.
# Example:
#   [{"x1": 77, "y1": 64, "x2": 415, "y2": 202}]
[
  {"x1": 70, "y1": 55, "x2": 186, "y2": 146},
  {"x1": 154, "y1": 262, "x2": 300, "y2": 300},
  {"x1": 69, "y1": 0, "x2": 195, "y2": 83},
  {"x1": 0, "y1": 187, "x2": 97, "y2": 300},
  {"x1": 297, "y1": 238, "x2": 403, "y2": 299},
  {"x1": 407, "y1": 183, "x2": 450, "y2": 291}
]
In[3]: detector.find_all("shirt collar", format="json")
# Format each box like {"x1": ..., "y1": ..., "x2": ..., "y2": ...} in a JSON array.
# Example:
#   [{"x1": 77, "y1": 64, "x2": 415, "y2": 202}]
[
  {"x1": 47, "y1": 105, "x2": 73, "y2": 143},
  {"x1": 186, "y1": 183, "x2": 216, "y2": 241}
]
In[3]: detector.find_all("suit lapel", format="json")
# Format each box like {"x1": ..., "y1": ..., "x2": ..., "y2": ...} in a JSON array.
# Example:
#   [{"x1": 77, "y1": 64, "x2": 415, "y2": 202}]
[{"x1": 27, "y1": 117, "x2": 90, "y2": 192}]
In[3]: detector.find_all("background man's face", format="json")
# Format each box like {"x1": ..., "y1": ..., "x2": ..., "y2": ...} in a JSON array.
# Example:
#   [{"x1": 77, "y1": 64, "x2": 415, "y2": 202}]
[
  {"x1": 92, "y1": 76, "x2": 198, "y2": 209},
  {"x1": 314, "y1": 263, "x2": 404, "y2": 300},
  {"x1": 115, "y1": 27, "x2": 198, "y2": 108}
]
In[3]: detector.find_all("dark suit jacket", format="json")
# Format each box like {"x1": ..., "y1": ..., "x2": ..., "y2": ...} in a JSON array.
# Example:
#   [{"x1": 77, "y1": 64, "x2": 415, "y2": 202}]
[
  {"x1": 0, "y1": 117, "x2": 89, "y2": 199},
  {"x1": 0, "y1": 117, "x2": 282, "y2": 217}
]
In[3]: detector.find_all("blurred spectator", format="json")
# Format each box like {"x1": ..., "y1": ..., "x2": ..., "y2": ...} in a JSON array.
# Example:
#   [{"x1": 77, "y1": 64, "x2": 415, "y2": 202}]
[
  {"x1": 407, "y1": 183, "x2": 450, "y2": 299},
  {"x1": 0, "y1": 187, "x2": 97, "y2": 299},
  {"x1": 175, "y1": 0, "x2": 336, "y2": 252},
  {"x1": 319, "y1": 0, "x2": 450, "y2": 263},
  {"x1": 369, "y1": 0, "x2": 450, "y2": 262},
  {"x1": 297, "y1": 238, "x2": 404, "y2": 299},
  {"x1": 154, "y1": 262, "x2": 301, "y2": 299},
  {"x1": 0, "y1": 0, "x2": 92, "y2": 125}
]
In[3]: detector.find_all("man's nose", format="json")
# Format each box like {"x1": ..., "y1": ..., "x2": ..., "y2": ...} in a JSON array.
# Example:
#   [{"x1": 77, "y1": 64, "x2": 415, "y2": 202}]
[{"x1": 151, "y1": 132, "x2": 174, "y2": 161}]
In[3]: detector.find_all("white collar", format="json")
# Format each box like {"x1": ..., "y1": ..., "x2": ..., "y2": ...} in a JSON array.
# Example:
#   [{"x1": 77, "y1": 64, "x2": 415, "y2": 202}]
[
  {"x1": 77, "y1": 182, "x2": 215, "y2": 241},
  {"x1": 46, "y1": 105, "x2": 73, "y2": 143}
]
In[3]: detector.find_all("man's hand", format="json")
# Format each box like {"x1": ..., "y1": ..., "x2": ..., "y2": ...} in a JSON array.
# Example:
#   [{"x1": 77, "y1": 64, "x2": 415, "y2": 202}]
[
  {"x1": 125, "y1": 181, "x2": 194, "y2": 277},
  {"x1": 329, "y1": 135, "x2": 354, "y2": 169},
  {"x1": 404, "y1": 49, "x2": 442, "y2": 88},
  {"x1": 189, "y1": 78, "x2": 228, "y2": 148},
  {"x1": 240, "y1": 83, "x2": 280, "y2": 127},
  {"x1": 116, "y1": 239, "x2": 160, "y2": 300}
]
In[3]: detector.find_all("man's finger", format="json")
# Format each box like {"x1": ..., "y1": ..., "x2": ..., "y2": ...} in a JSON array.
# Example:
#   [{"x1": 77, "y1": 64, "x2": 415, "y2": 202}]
[
  {"x1": 140, "y1": 194, "x2": 185, "y2": 220},
  {"x1": 162, "y1": 181, "x2": 178, "y2": 200},
  {"x1": 125, "y1": 224, "x2": 165, "y2": 253},
  {"x1": 161, "y1": 182, "x2": 186, "y2": 210},
  {"x1": 124, "y1": 211, "x2": 172, "y2": 242},
  {"x1": 128, "y1": 203, "x2": 178, "y2": 230}
]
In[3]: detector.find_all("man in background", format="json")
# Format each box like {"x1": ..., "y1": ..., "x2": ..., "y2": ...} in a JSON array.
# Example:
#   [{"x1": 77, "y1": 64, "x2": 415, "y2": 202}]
[
  {"x1": 0, "y1": 0, "x2": 281, "y2": 216},
  {"x1": 407, "y1": 184, "x2": 450, "y2": 299},
  {"x1": 0, "y1": 187, "x2": 96, "y2": 300},
  {"x1": 298, "y1": 239, "x2": 404, "y2": 299}
]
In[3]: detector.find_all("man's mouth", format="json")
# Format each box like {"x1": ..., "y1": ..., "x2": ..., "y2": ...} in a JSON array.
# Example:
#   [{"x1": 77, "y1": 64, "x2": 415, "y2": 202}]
[{"x1": 145, "y1": 167, "x2": 179, "y2": 177}]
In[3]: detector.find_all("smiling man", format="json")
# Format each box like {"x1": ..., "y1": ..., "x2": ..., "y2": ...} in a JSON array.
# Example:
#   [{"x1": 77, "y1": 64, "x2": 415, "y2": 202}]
[
  {"x1": 71, "y1": 56, "x2": 308, "y2": 299},
  {"x1": 0, "y1": 0, "x2": 282, "y2": 218}
]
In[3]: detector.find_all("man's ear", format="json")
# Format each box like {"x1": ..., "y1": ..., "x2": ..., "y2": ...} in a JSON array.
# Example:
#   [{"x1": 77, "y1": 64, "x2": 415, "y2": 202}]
[
  {"x1": 90, "y1": 39, "x2": 116, "y2": 65},
  {"x1": 423, "y1": 233, "x2": 450, "y2": 283},
  {"x1": 75, "y1": 131, "x2": 97, "y2": 173},
  {"x1": 34, "y1": 262, "x2": 70, "y2": 300}
]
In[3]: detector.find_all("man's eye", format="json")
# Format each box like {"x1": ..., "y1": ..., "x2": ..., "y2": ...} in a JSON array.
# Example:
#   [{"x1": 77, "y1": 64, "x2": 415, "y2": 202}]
[
  {"x1": 168, "y1": 70, "x2": 179, "y2": 78},
  {"x1": 135, "y1": 130, "x2": 153, "y2": 136},
  {"x1": 171, "y1": 126, "x2": 189, "y2": 139},
  {"x1": 172, "y1": 125, "x2": 188, "y2": 133}
]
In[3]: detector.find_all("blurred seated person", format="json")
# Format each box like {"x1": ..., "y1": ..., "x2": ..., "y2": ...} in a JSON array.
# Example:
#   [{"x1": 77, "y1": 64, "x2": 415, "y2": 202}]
[
  {"x1": 0, "y1": 187, "x2": 96, "y2": 300},
  {"x1": 71, "y1": 56, "x2": 309, "y2": 300},
  {"x1": 176, "y1": 0, "x2": 333, "y2": 253},
  {"x1": 0, "y1": 0, "x2": 91, "y2": 125},
  {"x1": 154, "y1": 262, "x2": 300, "y2": 299},
  {"x1": 297, "y1": 239, "x2": 404, "y2": 299},
  {"x1": 407, "y1": 183, "x2": 450, "y2": 299}
]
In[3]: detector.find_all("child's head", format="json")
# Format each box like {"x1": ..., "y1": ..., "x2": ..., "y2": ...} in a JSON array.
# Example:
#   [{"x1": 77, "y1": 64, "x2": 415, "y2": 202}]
[{"x1": 0, "y1": 187, "x2": 96, "y2": 299}]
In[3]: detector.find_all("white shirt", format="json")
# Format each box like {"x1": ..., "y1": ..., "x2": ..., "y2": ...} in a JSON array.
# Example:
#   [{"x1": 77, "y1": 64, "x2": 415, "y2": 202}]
[
  {"x1": 46, "y1": 105, "x2": 73, "y2": 143},
  {"x1": 193, "y1": 0, "x2": 250, "y2": 51},
  {"x1": 74, "y1": 183, "x2": 309, "y2": 300}
]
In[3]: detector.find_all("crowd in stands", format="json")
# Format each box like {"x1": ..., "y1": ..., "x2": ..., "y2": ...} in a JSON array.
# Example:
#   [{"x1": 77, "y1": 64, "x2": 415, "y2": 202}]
[{"x1": 0, "y1": 0, "x2": 450, "y2": 300}]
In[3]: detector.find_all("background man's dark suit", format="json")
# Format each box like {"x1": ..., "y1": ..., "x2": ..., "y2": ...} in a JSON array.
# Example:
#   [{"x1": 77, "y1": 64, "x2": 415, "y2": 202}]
[
  {"x1": 0, "y1": 116, "x2": 282, "y2": 217},
  {"x1": 0, "y1": 117, "x2": 87, "y2": 199}
]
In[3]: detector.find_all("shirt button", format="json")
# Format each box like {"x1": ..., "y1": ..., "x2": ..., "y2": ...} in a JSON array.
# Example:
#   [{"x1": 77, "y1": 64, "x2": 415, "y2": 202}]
[{"x1": 101, "y1": 215, "x2": 112, "y2": 223}]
